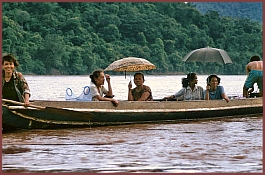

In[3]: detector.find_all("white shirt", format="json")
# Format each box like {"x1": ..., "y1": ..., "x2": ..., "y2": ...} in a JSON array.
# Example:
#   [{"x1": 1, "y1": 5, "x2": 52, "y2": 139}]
[
  {"x1": 89, "y1": 82, "x2": 108, "y2": 101},
  {"x1": 174, "y1": 85, "x2": 204, "y2": 100}
]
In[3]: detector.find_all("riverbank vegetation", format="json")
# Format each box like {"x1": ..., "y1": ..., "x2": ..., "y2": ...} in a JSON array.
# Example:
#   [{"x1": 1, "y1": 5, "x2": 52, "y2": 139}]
[{"x1": 2, "y1": 2, "x2": 262, "y2": 75}]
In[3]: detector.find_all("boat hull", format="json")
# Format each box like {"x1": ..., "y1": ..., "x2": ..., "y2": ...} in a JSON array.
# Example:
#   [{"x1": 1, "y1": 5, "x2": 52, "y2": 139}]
[{"x1": 2, "y1": 98, "x2": 263, "y2": 131}]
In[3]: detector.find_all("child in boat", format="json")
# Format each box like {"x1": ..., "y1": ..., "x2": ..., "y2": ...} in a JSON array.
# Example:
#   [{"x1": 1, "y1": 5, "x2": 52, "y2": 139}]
[
  {"x1": 205, "y1": 74, "x2": 229, "y2": 103},
  {"x1": 163, "y1": 72, "x2": 204, "y2": 101},
  {"x1": 128, "y1": 72, "x2": 153, "y2": 101}
]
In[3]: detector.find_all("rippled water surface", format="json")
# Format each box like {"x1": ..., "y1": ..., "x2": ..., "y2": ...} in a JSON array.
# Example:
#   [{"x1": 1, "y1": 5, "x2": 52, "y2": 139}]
[{"x1": 2, "y1": 75, "x2": 263, "y2": 172}]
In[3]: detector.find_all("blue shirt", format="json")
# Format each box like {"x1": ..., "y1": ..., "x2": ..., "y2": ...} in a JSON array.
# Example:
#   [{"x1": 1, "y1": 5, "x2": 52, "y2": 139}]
[{"x1": 204, "y1": 85, "x2": 225, "y2": 100}]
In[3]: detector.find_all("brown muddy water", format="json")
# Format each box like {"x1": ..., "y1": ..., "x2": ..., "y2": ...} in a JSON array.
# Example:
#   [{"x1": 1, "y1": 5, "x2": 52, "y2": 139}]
[
  {"x1": 2, "y1": 75, "x2": 263, "y2": 172},
  {"x1": 2, "y1": 115, "x2": 263, "y2": 173}
]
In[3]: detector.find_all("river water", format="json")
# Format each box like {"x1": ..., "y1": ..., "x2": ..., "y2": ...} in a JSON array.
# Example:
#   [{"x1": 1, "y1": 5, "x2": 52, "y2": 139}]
[{"x1": 2, "y1": 75, "x2": 263, "y2": 172}]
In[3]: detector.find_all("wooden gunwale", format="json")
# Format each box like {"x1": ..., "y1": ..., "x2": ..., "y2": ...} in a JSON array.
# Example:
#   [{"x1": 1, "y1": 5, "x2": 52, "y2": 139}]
[
  {"x1": 29, "y1": 98, "x2": 262, "y2": 110},
  {"x1": 2, "y1": 97, "x2": 263, "y2": 131}
]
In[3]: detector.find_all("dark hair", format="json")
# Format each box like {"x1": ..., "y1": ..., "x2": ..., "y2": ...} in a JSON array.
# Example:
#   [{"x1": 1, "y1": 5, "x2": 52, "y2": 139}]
[
  {"x1": 181, "y1": 72, "x2": 196, "y2": 88},
  {"x1": 181, "y1": 78, "x2": 189, "y2": 88},
  {"x1": 134, "y1": 72, "x2": 145, "y2": 81},
  {"x1": 206, "y1": 74, "x2": 221, "y2": 85},
  {"x1": 90, "y1": 69, "x2": 104, "y2": 84},
  {"x1": 2, "y1": 53, "x2": 19, "y2": 67},
  {"x1": 250, "y1": 55, "x2": 260, "y2": 62},
  {"x1": 187, "y1": 72, "x2": 196, "y2": 82}
]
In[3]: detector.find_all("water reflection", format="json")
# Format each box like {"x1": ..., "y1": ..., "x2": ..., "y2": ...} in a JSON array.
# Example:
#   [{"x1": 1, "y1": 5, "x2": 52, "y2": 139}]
[
  {"x1": 2, "y1": 115, "x2": 262, "y2": 173},
  {"x1": 2, "y1": 75, "x2": 262, "y2": 172}
]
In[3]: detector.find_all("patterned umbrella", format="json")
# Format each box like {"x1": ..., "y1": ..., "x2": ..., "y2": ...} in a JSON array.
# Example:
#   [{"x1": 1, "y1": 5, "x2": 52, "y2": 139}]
[
  {"x1": 105, "y1": 57, "x2": 156, "y2": 72},
  {"x1": 104, "y1": 57, "x2": 156, "y2": 79},
  {"x1": 182, "y1": 46, "x2": 233, "y2": 64}
]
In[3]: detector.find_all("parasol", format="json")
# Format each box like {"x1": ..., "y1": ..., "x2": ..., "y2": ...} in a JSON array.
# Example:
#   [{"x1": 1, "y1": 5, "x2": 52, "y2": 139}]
[
  {"x1": 182, "y1": 46, "x2": 233, "y2": 64},
  {"x1": 104, "y1": 57, "x2": 156, "y2": 78}
]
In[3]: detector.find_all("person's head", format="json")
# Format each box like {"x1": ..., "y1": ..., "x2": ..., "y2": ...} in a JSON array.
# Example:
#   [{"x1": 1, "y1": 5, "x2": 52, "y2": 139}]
[
  {"x1": 206, "y1": 74, "x2": 221, "y2": 87},
  {"x1": 133, "y1": 72, "x2": 145, "y2": 87},
  {"x1": 187, "y1": 72, "x2": 198, "y2": 85},
  {"x1": 250, "y1": 55, "x2": 260, "y2": 62},
  {"x1": 181, "y1": 78, "x2": 189, "y2": 88},
  {"x1": 2, "y1": 54, "x2": 19, "y2": 74},
  {"x1": 90, "y1": 69, "x2": 105, "y2": 86}
]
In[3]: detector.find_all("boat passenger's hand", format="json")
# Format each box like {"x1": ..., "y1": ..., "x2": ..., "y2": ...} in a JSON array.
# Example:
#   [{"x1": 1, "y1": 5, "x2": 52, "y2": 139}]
[
  {"x1": 163, "y1": 95, "x2": 173, "y2": 101},
  {"x1": 111, "y1": 99, "x2": 119, "y2": 107},
  {"x1": 206, "y1": 84, "x2": 211, "y2": 91},
  {"x1": 224, "y1": 97, "x2": 229, "y2": 103},
  {"x1": 24, "y1": 101, "x2": 30, "y2": 107},
  {"x1": 128, "y1": 81, "x2": 132, "y2": 90},
  {"x1": 162, "y1": 97, "x2": 169, "y2": 101},
  {"x1": 105, "y1": 74, "x2": 110, "y2": 83}
]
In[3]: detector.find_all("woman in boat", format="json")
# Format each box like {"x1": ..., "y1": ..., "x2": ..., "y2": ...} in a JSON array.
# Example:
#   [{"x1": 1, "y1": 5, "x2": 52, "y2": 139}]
[
  {"x1": 2, "y1": 53, "x2": 31, "y2": 107},
  {"x1": 89, "y1": 69, "x2": 119, "y2": 107},
  {"x1": 163, "y1": 72, "x2": 204, "y2": 101},
  {"x1": 128, "y1": 72, "x2": 153, "y2": 101},
  {"x1": 205, "y1": 74, "x2": 229, "y2": 103}
]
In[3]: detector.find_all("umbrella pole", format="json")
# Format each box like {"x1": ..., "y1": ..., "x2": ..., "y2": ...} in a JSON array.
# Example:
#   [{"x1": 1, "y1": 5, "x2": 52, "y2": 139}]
[{"x1": 125, "y1": 70, "x2": 126, "y2": 79}]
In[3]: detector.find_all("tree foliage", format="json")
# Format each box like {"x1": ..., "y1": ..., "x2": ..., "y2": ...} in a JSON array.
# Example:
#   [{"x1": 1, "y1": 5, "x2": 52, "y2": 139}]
[
  {"x1": 192, "y1": 2, "x2": 262, "y2": 22},
  {"x1": 2, "y1": 2, "x2": 262, "y2": 75}
]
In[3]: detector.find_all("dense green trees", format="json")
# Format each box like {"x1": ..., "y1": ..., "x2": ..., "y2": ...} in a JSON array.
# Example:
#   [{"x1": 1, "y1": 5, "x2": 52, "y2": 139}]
[
  {"x1": 2, "y1": 2, "x2": 262, "y2": 75},
  {"x1": 192, "y1": 2, "x2": 262, "y2": 22}
]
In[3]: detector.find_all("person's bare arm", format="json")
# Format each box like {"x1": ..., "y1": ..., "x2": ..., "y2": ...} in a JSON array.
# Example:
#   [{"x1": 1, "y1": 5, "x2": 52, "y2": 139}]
[
  {"x1": 205, "y1": 84, "x2": 210, "y2": 100},
  {"x1": 246, "y1": 63, "x2": 251, "y2": 74},
  {"x1": 128, "y1": 81, "x2": 134, "y2": 101},
  {"x1": 94, "y1": 95, "x2": 119, "y2": 107},
  {"x1": 163, "y1": 95, "x2": 174, "y2": 101},
  {"x1": 105, "y1": 74, "x2": 113, "y2": 97},
  {"x1": 23, "y1": 93, "x2": 30, "y2": 107},
  {"x1": 222, "y1": 93, "x2": 229, "y2": 103}
]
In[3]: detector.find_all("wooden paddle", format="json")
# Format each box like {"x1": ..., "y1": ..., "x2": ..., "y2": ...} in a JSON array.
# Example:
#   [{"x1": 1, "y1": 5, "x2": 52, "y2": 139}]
[{"x1": 2, "y1": 99, "x2": 93, "y2": 119}]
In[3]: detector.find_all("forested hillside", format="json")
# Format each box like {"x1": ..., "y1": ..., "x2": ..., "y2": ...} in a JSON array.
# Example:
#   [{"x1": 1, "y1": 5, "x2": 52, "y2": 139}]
[
  {"x1": 191, "y1": 2, "x2": 262, "y2": 23},
  {"x1": 2, "y1": 2, "x2": 262, "y2": 75}
]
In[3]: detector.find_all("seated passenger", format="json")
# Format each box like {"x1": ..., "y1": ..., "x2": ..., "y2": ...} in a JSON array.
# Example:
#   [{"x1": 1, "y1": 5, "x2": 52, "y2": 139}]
[
  {"x1": 128, "y1": 72, "x2": 153, "y2": 101},
  {"x1": 2, "y1": 53, "x2": 31, "y2": 107},
  {"x1": 163, "y1": 72, "x2": 204, "y2": 101},
  {"x1": 205, "y1": 74, "x2": 229, "y2": 103},
  {"x1": 89, "y1": 69, "x2": 119, "y2": 107}
]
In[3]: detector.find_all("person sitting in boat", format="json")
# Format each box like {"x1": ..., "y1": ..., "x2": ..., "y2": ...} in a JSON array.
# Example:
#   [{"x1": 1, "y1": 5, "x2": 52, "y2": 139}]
[
  {"x1": 128, "y1": 72, "x2": 153, "y2": 101},
  {"x1": 205, "y1": 74, "x2": 229, "y2": 103},
  {"x1": 243, "y1": 55, "x2": 263, "y2": 98},
  {"x1": 89, "y1": 69, "x2": 119, "y2": 107},
  {"x1": 163, "y1": 72, "x2": 204, "y2": 101},
  {"x1": 2, "y1": 53, "x2": 31, "y2": 107}
]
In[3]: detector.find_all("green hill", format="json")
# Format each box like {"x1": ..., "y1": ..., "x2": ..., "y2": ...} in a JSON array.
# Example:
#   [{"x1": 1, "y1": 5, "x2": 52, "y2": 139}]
[
  {"x1": 191, "y1": 2, "x2": 262, "y2": 23},
  {"x1": 2, "y1": 2, "x2": 262, "y2": 75}
]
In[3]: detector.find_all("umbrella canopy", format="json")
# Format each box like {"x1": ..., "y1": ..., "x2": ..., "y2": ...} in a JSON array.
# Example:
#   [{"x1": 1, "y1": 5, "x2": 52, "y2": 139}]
[
  {"x1": 105, "y1": 57, "x2": 156, "y2": 72},
  {"x1": 182, "y1": 46, "x2": 233, "y2": 64}
]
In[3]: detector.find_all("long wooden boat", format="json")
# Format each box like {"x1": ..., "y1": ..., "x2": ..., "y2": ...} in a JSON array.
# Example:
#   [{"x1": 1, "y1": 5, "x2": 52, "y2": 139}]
[{"x1": 2, "y1": 97, "x2": 263, "y2": 131}]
